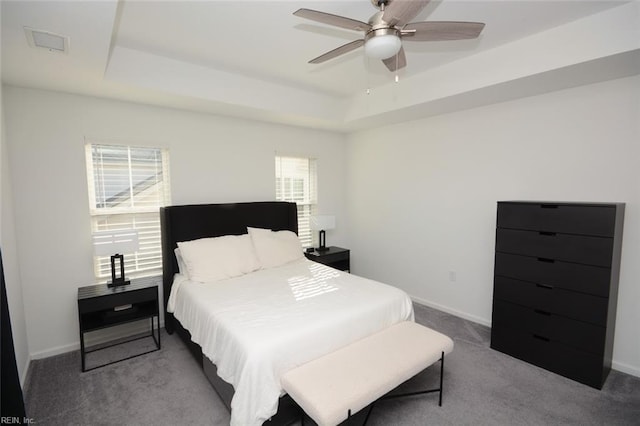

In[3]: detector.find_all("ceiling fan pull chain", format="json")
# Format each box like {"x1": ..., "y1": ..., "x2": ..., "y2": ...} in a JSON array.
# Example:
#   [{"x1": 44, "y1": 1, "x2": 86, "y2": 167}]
[
  {"x1": 366, "y1": 55, "x2": 372, "y2": 95},
  {"x1": 395, "y1": 54, "x2": 399, "y2": 83}
]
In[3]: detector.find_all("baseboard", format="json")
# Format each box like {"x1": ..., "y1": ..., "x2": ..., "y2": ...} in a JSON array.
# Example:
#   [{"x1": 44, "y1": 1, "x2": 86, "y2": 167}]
[
  {"x1": 612, "y1": 360, "x2": 640, "y2": 378},
  {"x1": 30, "y1": 319, "x2": 165, "y2": 360},
  {"x1": 410, "y1": 294, "x2": 491, "y2": 327},
  {"x1": 20, "y1": 356, "x2": 31, "y2": 387},
  {"x1": 30, "y1": 342, "x2": 79, "y2": 360}
]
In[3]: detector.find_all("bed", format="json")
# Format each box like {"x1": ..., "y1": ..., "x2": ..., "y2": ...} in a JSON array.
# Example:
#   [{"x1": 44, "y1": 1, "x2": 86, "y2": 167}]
[{"x1": 160, "y1": 202, "x2": 414, "y2": 426}]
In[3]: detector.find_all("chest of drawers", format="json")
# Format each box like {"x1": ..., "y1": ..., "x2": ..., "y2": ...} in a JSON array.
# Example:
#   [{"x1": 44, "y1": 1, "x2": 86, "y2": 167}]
[{"x1": 491, "y1": 201, "x2": 624, "y2": 389}]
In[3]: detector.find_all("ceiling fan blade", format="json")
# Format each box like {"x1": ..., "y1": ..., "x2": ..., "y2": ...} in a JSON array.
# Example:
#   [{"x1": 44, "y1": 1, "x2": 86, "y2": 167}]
[
  {"x1": 309, "y1": 39, "x2": 365, "y2": 64},
  {"x1": 383, "y1": 0, "x2": 431, "y2": 27},
  {"x1": 293, "y1": 9, "x2": 371, "y2": 32},
  {"x1": 402, "y1": 21, "x2": 485, "y2": 41},
  {"x1": 382, "y1": 46, "x2": 407, "y2": 71}
]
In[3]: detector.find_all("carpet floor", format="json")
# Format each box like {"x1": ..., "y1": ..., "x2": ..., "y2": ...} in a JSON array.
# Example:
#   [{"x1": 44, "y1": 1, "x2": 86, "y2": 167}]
[{"x1": 23, "y1": 303, "x2": 640, "y2": 425}]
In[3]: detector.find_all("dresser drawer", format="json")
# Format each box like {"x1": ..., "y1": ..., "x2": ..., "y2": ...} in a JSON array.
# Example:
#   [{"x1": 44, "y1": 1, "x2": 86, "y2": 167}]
[
  {"x1": 492, "y1": 300, "x2": 606, "y2": 355},
  {"x1": 496, "y1": 229, "x2": 613, "y2": 267},
  {"x1": 497, "y1": 203, "x2": 616, "y2": 237},
  {"x1": 494, "y1": 253, "x2": 611, "y2": 297},
  {"x1": 491, "y1": 325, "x2": 605, "y2": 388},
  {"x1": 494, "y1": 276, "x2": 608, "y2": 325}
]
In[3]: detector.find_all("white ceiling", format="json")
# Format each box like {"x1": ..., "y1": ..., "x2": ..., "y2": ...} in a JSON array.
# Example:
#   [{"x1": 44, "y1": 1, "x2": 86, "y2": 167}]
[{"x1": 2, "y1": 1, "x2": 639, "y2": 131}]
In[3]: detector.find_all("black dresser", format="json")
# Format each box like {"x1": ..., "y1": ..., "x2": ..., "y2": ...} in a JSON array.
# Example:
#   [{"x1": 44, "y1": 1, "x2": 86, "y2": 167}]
[{"x1": 491, "y1": 201, "x2": 624, "y2": 389}]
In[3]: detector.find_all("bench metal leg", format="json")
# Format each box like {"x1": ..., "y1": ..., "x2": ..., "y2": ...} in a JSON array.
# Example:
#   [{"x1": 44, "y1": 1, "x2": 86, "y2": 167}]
[
  {"x1": 439, "y1": 350, "x2": 445, "y2": 406},
  {"x1": 381, "y1": 351, "x2": 446, "y2": 404},
  {"x1": 359, "y1": 351, "x2": 446, "y2": 425}
]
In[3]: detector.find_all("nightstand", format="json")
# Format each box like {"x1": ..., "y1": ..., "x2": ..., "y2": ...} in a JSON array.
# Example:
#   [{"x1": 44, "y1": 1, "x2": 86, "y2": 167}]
[
  {"x1": 77, "y1": 276, "x2": 161, "y2": 372},
  {"x1": 305, "y1": 246, "x2": 350, "y2": 272}
]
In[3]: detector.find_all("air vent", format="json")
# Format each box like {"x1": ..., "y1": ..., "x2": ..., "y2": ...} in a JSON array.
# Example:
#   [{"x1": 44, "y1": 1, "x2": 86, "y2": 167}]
[{"x1": 24, "y1": 27, "x2": 69, "y2": 54}]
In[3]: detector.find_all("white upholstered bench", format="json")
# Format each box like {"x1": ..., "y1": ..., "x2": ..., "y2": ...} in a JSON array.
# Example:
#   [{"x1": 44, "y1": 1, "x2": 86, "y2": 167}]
[{"x1": 281, "y1": 321, "x2": 454, "y2": 426}]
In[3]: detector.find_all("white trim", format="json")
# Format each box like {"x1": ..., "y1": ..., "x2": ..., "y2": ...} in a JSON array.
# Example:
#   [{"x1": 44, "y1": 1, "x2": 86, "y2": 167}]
[
  {"x1": 612, "y1": 360, "x2": 640, "y2": 378},
  {"x1": 20, "y1": 357, "x2": 31, "y2": 387},
  {"x1": 30, "y1": 319, "x2": 164, "y2": 360},
  {"x1": 410, "y1": 294, "x2": 491, "y2": 327},
  {"x1": 30, "y1": 342, "x2": 78, "y2": 360}
]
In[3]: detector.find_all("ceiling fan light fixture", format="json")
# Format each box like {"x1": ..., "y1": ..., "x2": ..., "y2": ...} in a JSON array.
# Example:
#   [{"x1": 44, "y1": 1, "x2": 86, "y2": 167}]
[
  {"x1": 364, "y1": 33, "x2": 401, "y2": 60},
  {"x1": 364, "y1": 26, "x2": 402, "y2": 60}
]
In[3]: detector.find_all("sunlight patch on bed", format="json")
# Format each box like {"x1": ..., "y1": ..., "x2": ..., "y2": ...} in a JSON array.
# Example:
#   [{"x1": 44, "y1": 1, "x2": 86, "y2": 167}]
[{"x1": 288, "y1": 263, "x2": 340, "y2": 300}]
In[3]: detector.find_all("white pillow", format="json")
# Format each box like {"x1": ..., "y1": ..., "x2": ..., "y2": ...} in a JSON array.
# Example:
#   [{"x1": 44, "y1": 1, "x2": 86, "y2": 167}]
[
  {"x1": 248, "y1": 227, "x2": 304, "y2": 269},
  {"x1": 176, "y1": 234, "x2": 260, "y2": 283},
  {"x1": 174, "y1": 248, "x2": 189, "y2": 277}
]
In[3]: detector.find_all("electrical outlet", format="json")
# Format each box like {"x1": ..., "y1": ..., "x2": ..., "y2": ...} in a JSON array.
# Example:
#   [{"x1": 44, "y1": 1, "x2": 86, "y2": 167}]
[{"x1": 449, "y1": 271, "x2": 457, "y2": 282}]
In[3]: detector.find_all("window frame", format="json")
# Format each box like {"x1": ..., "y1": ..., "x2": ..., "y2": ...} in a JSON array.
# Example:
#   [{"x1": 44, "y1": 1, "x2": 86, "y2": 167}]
[
  {"x1": 275, "y1": 155, "x2": 317, "y2": 248},
  {"x1": 85, "y1": 142, "x2": 171, "y2": 281}
]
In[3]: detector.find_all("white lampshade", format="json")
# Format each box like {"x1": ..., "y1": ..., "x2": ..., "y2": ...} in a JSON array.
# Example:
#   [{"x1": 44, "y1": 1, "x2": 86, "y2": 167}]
[
  {"x1": 310, "y1": 215, "x2": 336, "y2": 231},
  {"x1": 364, "y1": 34, "x2": 402, "y2": 60},
  {"x1": 93, "y1": 230, "x2": 139, "y2": 256}
]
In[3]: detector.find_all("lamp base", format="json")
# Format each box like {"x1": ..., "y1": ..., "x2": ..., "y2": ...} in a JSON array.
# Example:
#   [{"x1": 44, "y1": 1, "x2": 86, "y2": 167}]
[
  {"x1": 317, "y1": 230, "x2": 329, "y2": 253},
  {"x1": 107, "y1": 279, "x2": 130, "y2": 288}
]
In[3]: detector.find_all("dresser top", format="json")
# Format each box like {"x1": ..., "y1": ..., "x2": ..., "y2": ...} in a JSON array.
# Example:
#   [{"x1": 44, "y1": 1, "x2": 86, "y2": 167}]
[{"x1": 498, "y1": 201, "x2": 624, "y2": 207}]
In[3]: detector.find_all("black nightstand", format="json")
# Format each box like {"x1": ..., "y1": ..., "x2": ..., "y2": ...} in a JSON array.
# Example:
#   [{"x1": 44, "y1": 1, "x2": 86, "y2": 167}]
[
  {"x1": 305, "y1": 246, "x2": 350, "y2": 272},
  {"x1": 77, "y1": 276, "x2": 161, "y2": 372}
]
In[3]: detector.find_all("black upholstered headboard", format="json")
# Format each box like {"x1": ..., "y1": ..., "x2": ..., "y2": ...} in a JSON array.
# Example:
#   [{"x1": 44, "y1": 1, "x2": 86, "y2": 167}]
[{"x1": 160, "y1": 201, "x2": 297, "y2": 333}]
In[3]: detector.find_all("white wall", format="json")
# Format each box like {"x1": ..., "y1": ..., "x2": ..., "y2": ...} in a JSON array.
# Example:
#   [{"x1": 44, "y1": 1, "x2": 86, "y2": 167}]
[
  {"x1": 346, "y1": 75, "x2": 640, "y2": 376},
  {"x1": 5, "y1": 75, "x2": 640, "y2": 378},
  {"x1": 2, "y1": 86, "x2": 348, "y2": 358},
  {"x1": 1, "y1": 83, "x2": 31, "y2": 383}
]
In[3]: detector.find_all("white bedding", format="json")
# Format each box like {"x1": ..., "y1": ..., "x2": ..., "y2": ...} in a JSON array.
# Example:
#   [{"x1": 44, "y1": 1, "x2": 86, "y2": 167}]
[{"x1": 168, "y1": 258, "x2": 414, "y2": 426}]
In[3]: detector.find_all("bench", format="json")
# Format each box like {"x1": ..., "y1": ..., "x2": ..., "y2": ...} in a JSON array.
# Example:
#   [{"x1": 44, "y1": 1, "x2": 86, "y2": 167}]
[{"x1": 281, "y1": 321, "x2": 454, "y2": 426}]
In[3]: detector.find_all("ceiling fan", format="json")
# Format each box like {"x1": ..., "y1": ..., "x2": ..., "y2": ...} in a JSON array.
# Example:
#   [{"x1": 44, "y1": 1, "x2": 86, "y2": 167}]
[{"x1": 293, "y1": 0, "x2": 485, "y2": 72}]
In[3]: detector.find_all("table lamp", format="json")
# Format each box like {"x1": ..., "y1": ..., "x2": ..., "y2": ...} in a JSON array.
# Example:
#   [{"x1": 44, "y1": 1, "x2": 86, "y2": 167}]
[
  {"x1": 310, "y1": 215, "x2": 335, "y2": 252},
  {"x1": 92, "y1": 230, "x2": 139, "y2": 287}
]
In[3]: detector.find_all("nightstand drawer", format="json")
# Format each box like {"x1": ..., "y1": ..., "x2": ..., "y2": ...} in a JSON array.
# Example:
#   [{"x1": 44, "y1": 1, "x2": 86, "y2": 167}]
[
  {"x1": 492, "y1": 300, "x2": 606, "y2": 355},
  {"x1": 78, "y1": 286, "x2": 158, "y2": 314},
  {"x1": 494, "y1": 252, "x2": 611, "y2": 297},
  {"x1": 497, "y1": 203, "x2": 616, "y2": 237},
  {"x1": 304, "y1": 247, "x2": 350, "y2": 272},
  {"x1": 494, "y1": 276, "x2": 608, "y2": 325},
  {"x1": 496, "y1": 229, "x2": 614, "y2": 267},
  {"x1": 311, "y1": 251, "x2": 346, "y2": 265}
]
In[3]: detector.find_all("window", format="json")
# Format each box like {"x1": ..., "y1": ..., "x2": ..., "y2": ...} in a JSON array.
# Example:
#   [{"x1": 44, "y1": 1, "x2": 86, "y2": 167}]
[
  {"x1": 275, "y1": 156, "x2": 317, "y2": 247},
  {"x1": 85, "y1": 143, "x2": 171, "y2": 281}
]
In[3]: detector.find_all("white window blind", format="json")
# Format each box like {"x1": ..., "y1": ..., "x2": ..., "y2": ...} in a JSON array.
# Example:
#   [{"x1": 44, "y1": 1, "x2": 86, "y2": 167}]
[
  {"x1": 275, "y1": 156, "x2": 317, "y2": 247},
  {"x1": 85, "y1": 143, "x2": 171, "y2": 281}
]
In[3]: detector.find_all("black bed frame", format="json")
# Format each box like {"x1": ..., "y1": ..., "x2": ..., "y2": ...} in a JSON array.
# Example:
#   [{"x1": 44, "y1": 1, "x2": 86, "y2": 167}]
[{"x1": 160, "y1": 201, "x2": 302, "y2": 425}]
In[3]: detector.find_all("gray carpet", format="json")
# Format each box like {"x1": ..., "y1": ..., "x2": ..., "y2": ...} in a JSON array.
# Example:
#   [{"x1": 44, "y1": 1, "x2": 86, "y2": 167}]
[{"x1": 23, "y1": 303, "x2": 640, "y2": 425}]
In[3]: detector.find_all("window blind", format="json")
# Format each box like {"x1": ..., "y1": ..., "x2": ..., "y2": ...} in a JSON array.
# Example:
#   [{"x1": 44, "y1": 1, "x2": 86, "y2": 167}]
[
  {"x1": 275, "y1": 156, "x2": 317, "y2": 247},
  {"x1": 86, "y1": 144, "x2": 171, "y2": 280}
]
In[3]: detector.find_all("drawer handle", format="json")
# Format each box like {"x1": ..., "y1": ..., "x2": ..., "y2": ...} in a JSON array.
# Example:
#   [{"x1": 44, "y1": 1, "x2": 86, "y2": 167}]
[
  {"x1": 536, "y1": 283, "x2": 554, "y2": 290},
  {"x1": 539, "y1": 231, "x2": 556, "y2": 236},
  {"x1": 114, "y1": 304, "x2": 133, "y2": 312},
  {"x1": 540, "y1": 204, "x2": 559, "y2": 209},
  {"x1": 534, "y1": 309, "x2": 551, "y2": 316},
  {"x1": 533, "y1": 334, "x2": 550, "y2": 342},
  {"x1": 537, "y1": 257, "x2": 555, "y2": 263}
]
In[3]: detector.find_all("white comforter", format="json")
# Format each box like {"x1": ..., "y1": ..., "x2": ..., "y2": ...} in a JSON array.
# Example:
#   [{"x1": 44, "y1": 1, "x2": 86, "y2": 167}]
[{"x1": 168, "y1": 258, "x2": 414, "y2": 426}]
